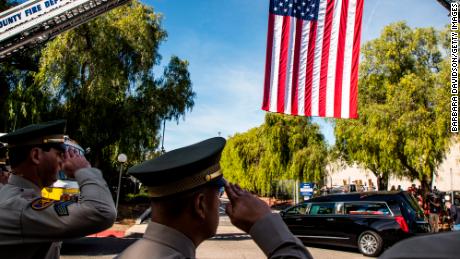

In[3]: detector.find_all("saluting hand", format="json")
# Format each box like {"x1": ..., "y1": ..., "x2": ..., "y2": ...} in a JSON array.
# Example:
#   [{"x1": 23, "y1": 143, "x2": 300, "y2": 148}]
[
  {"x1": 62, "y1": 148, "x2": 91, "y2": 178},
  {"x1": 224, "y1": 182, "x2": 272, "y2": 233}
]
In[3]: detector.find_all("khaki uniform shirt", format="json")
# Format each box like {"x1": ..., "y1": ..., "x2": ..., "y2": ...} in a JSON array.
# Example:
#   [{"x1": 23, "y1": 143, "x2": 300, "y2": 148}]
[
  {"x1": 117, "y1": 213, "x2": 312, "y2": 259},
  {"x1": 0, "y1": 168, "x2": 117, "y2": 259},
  {"x1": 117, "y1": 221, "x2": 195, "y2": 259}
]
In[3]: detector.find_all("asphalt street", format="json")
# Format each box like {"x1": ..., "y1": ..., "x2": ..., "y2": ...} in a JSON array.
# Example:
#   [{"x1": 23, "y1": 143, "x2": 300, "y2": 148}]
[
  {"x1": 60, "y1": 199, "x2": 367, "y2": 258},
  {"x1": 60, "y1": 235, "x2": 367, "y2": 259}
]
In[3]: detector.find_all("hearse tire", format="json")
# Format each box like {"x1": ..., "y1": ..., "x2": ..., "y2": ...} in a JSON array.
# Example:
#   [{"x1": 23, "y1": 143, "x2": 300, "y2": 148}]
[{"x1": 357, "y1": 230, "x2": 383, "y2": 257}]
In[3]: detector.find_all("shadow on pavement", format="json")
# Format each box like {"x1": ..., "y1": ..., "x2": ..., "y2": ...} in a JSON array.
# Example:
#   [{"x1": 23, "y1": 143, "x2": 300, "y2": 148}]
[{"x1": 61, "y1": 233, "x2": 142, "y2": 256}]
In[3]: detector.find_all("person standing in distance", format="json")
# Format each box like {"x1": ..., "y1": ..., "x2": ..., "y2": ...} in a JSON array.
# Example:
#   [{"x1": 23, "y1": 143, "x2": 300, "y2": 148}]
[
  {"x1": 117, "y1": 137, "x2": 311, "y2": 259},
  {"x1": 0, "y1": 120, "x2": 117, "y2": 259},
  {"x1": 0, "y1": 142, "x2": 10, "y2": 189},
  {"x1": 446, "y1": 201, "x2": 460, "y2": 231}
]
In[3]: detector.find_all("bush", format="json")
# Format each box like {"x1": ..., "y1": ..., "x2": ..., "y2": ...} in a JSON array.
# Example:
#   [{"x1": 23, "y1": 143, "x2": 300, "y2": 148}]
[{"x1": 124, "y1": 192, "x2": 150, "y2": 204}]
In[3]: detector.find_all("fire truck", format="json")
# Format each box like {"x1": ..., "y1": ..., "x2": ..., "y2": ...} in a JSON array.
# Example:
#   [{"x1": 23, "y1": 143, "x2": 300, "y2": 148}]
[{"x1": 0, "y1": 0, "x2": 129, "y2": 59}]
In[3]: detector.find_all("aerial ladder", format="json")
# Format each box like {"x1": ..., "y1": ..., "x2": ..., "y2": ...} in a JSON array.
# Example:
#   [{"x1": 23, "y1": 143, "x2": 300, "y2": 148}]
[{"x1": 0, "y1": 0, "x2": 129, "y2": 59}]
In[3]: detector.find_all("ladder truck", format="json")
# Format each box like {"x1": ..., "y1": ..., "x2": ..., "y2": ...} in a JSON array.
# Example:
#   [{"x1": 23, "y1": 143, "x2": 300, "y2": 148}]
[{"x1": 0, "y1": 0, "x2": 129, "y2": 59}]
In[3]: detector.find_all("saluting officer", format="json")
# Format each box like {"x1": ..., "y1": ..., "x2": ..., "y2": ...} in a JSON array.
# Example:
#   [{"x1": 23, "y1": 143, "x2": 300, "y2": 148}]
[
  {"x1": 117, "y1": 137, "x2": 312, "y2": 259},
  {"x1": 0, "y1": 120, "x2": 117, "y2": 259}
]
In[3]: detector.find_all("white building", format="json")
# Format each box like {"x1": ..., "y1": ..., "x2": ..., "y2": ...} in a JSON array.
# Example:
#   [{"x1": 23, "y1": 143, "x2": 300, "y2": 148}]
[{"x1": 327, "y1": 140, "x2": 460, "y2": 192}]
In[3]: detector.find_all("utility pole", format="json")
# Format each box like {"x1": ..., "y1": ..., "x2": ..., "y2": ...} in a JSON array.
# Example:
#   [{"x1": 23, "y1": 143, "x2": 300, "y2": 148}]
[
  {"x1": 451, "y1": 168, "x2": 454, "y2": 203},
  {"x1": 161, "y1": 119, "x2": 166, "y2": 154}
]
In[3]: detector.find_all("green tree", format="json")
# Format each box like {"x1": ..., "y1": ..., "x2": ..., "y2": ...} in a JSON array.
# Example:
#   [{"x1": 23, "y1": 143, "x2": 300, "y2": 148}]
[
  {"x1": 221, "y1": 113, "x2": 327, "y2": 197},
  {"x1": 0, "y1": 1, "x2": 44, "y2": 131},
  {"x1": 334, "y1": 22, "x2": 452, "y2": 191},
  {"x1": 1, "y1": 1, "x2": 195, "y2": 182}
]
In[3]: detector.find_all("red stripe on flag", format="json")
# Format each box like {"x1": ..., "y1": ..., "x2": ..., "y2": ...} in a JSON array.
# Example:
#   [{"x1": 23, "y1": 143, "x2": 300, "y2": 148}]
[
  {"x1": 350, "y1": 0, "x2": 363, "y2": 118},
  {"x1": 304, "y1": 21, "x2": 317, "y2": 117},
  {"x1": 319, "y1": 0, "x2": 335, "y2": 117},
  {"x1": 262, "y1": 13, "x2": 275, "y2": 111},
  {"x1": 277, "y1": 16, "x2": 291, "y2": 113},
  {"x1": 334, "y1": 0, "x2": 349, "y2": 118},
  {"x1": 291, "y1": 19, "x2": 303, "y2": 116}
]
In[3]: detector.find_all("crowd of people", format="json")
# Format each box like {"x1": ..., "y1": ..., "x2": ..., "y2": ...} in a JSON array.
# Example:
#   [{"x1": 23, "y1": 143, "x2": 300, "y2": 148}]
[{"x1": 406, "y1": 184, "x2": 460, "y2": 232}]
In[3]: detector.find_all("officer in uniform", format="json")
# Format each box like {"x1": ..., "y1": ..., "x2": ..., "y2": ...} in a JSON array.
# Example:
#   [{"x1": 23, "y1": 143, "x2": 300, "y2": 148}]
[
  {"x1": 117, "y1": 137, "x2": 312, "y2": 259},
  {"x1": 378, "y1": 231, "x2": 459, "y2": 259},
  {"x1": 0, "y1": 120, "x2": 117, "y2": 259}
]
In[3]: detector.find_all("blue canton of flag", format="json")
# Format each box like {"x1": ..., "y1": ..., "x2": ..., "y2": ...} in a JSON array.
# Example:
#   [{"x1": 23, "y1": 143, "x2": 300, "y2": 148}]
[{"x1": 269, "y1": 0, "x2": 320, "y2": 21}]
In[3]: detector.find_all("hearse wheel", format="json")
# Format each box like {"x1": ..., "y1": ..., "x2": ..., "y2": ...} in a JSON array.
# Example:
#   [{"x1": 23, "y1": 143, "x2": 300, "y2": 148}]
[{"x1": 358, "y1": 230, "x2": 383, "y2": 257}]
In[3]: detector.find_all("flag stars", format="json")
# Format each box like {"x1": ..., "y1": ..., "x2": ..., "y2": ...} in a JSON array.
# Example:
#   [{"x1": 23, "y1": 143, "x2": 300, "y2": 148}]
[{"x1": 271, "y1": 0, "x2": 318, "y2": 20}]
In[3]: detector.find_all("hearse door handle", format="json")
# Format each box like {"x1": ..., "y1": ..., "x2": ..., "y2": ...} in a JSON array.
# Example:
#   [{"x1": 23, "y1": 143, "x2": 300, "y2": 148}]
[
  {"x1": 326, "y1": 218, "x2": 335, "y2": 222},
  {"x1": 295, "y1": 218, "x2": 302, "y2": 221}
]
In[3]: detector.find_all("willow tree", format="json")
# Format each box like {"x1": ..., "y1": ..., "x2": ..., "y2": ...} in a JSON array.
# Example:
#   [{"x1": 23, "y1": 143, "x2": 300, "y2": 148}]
[
  {"x1": 335, "y1": 22, "x2": 451, "y2": 191},
  {"x1": 221, "y1": 113, "x2": 327, "y2": 197},
  {"x1": 2, "y1": 1, "x2": 195, "y2": 180},
  {"x1": 0, "y1": 1, "x2": 44, "y2": 130}
]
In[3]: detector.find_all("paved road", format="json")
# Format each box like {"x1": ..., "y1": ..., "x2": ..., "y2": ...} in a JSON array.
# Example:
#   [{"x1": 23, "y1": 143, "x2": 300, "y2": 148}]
[
  {"x1": 61, "y1": 201, "x2": 368, "y2": 258},
  {"x1": 61, "y1": 222, "x2": 367, "y2": 259},
  {"x1": 61, "y1": 236, "x2": 367, "y2": 259}
]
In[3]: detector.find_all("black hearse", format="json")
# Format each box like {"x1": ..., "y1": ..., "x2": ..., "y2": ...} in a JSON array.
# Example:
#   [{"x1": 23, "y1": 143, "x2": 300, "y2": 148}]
[{"x1": 280, "y1": 191, "x2": 430, "y2": 257}]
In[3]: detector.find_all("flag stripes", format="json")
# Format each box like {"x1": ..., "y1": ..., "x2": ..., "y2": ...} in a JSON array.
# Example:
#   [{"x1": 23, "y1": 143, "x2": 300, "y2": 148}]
[{"x1": 262, "y1": 0, "x2": 364, "y2": 119}]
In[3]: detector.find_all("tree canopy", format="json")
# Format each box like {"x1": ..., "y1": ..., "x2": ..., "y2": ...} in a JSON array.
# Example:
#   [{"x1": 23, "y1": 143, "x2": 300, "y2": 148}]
[
  {"x1": 221, "y1": 113, "x2": 327, "y2": 197},
  {"x1": 334, "y1": 22, "x2": 452, "y2": 191},
  {"x1": 0, "y1": 1, "x2": 195, "y2": 180}
]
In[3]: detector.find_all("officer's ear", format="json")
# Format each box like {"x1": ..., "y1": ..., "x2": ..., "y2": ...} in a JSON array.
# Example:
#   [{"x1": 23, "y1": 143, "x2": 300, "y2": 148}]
[
  {"x1": 193, "y1": 192, "x2": 207, "y2": 220},
  {"x1": 29, "y1": 147, "x2": 42, "y2": 165}
]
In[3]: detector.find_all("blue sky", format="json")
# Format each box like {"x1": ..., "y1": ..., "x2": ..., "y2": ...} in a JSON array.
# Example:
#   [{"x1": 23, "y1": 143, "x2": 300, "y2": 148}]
[{"x1": 141, "y1": 0, "x2": 449, "y2": 151}]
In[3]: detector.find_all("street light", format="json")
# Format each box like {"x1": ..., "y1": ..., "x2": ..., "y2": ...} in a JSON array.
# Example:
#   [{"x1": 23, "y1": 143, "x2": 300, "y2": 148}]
[{"x1": 116, "y1": 153, "x2": 127, "y2": 211}]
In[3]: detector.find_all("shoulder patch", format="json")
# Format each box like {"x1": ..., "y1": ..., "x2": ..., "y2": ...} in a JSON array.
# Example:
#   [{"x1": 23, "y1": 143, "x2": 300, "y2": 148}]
[
  {"x1": 31, "y1": 198, "x2": 55, "y2": 210},
  {"x1": 53, "y1": 200, "x2": 75, "y2": 216}
]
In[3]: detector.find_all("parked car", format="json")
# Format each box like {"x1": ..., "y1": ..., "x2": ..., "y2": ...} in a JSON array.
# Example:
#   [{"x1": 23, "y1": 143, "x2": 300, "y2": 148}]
[{"x1": 280, "y1": 191, "x2": 430, "y2": 257}]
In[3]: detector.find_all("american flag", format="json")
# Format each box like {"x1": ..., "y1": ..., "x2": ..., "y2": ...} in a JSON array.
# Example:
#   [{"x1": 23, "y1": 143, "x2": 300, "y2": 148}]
[{"x1": 262, "y1": 0, "x2": 364, "y2": 119}]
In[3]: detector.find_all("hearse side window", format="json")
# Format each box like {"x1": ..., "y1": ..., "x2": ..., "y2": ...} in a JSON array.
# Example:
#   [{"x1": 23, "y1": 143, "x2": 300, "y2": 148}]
[
  {"x1": 286, "y1": 203, "x2": 309, "y2": 215},
  {"x1": 309, "y1": 203, "x2": 335, "y2": 215},
  {"x1": 336, "y1": 202, "x2": 344, "y2": 214},
  {"x1": 344, "y1": 202, "x2": 391, "y2": 215}
]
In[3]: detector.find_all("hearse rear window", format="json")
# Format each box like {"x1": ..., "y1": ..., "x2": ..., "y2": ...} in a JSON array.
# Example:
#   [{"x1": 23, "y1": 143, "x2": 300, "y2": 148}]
[
  {"x1": 309, "y1": 203, "x2": 335, "y2": 215},
  {"x1": 344, "y1": 202, "x2": 390, "y2": 215},
  {"x1": 286, "y1": 203, "x2": 308, "y2": 215}
]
